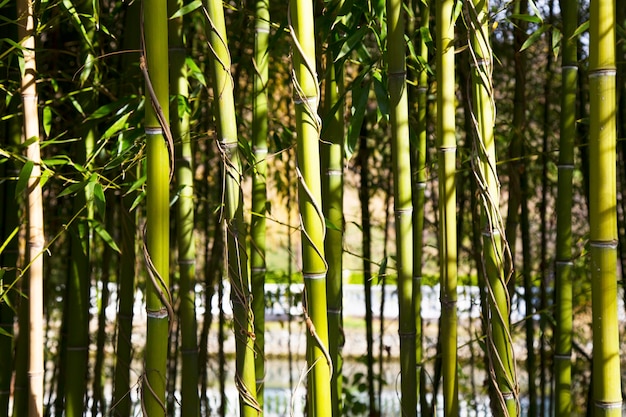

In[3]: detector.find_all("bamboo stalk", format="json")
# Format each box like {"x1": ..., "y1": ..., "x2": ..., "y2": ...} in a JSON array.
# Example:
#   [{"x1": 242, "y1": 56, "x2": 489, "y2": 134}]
[
  {"x1": 16, "y1": 0, "x2": 45, "y2": 415},
  {"x1": 250, "y1": 0, "x2": 270, "y2": 410},
  {"x1": 204, "y1": 1, "x2": 259, "y2": 415},
  {"x1": 168, "y1": 0, "x2": 200, "y2": 414},
  {"x1": 289, "y1": 1, "x2": 332, "y2": 415},
  {"x1": 436, "y1": 0, "x2": 458, "y2": 413},
  {"x1": 142, "y1": 0, "x2": 171, "y2": 414},
  {"x1": 588, "y1": 0, "x2": 621, "y2": 414},
  {"x1": 554, "y1": 0, "x2": 577, "y2": 413},
  {"x1": 386, "y1": 0, "x2": 416, "y2": 415},
  {"x1": 412, "y1": 0, "x2": 430, "y2": 412},
  {"x1": 321, "y1": 4, "x2": 345, "y2": 416}
]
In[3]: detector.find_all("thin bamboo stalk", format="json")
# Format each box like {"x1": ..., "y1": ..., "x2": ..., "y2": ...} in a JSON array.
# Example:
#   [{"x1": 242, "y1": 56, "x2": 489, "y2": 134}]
[
  {"x1": 289, "y1": 1, "x2": 332, "y2": 415},
  {"x1": 250, "y1": 0, "x2": 270, "y2": 409},
  {"x1": 588, "y1": 0, "x2": 621, "y2": 414},
  {"x1": 142, "y1": 0, "x2": 171, "y2": 414},
  {"x1": 0, "y1": 99, "x2": 20, "y2": 417},
  {"x1": 168, "y1": 0, "x2": 200, "y2": 414},
  {"x1": 321, "y1": 6, "x2": 345, "y2": 416},
  {"x1": 554, "y1": 0, "x2": 577, "y2": 413},
  {"x1": 16, "y1": 0, "x2": 44, "y2": 415},
  {"x1": 204, "y1": 1, "x2": 259, "y2": 415},
  {"x1": 436, "y1": 0, "x2": 457, "y2": 413},
  {"x1": 412, "y1": 0, "x2": 429, "y2": 412},
  {"x1": 112, "y1": 4, "x2": 140, "y2": 411}
]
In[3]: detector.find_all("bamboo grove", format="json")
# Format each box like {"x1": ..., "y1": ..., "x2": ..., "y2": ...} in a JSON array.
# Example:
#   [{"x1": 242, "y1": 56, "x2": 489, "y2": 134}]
[{"x1": 0, "y1": 0, "x2": 625, "y2": 416}]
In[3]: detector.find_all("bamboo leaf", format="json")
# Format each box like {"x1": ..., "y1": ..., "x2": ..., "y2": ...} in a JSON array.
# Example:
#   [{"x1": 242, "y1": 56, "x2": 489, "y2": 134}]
[
  {"x1": 15, "y1": 160, "x2": 34, "y2": 197},
  {"x1": 102, "y1": 112, "x2": 130, "y2": 140},
  {"x1": 527, "y1": 0, "x2": 543, "y2": 22},
  {"x1": 93, "y1": 182, "x2": 106, "y2": 217},
  {"x1": 346, "y1": 76, "x2": 371, "y2": 160},
  {"x1": 43, "y1": 105, "x2": 52, "y2": 137},
  {"x1": 185, "y1": 57, "x2": 207, "y2": 87},
  {"x1": 170, "y1": 0, "x2": 202, "y2": 19},
  {"x1": 129, "y1": 191, "x2": 145, "y2": 212},
  {"x1": 572, "y1": 20, "x2": 589, "y2": 39},
  {"x1": 552, "y1": 27, "x2": 561, "y2": 57},
  {"x1": 509, "y1": 13, "x2": 542, "y2": 24},
  {"x1": 520, "y1": 24, "x2": 550, "y2": 51},
  {"x1": 335, "y1": 25, "x2": 368, "y2": 62},
  {"x1": 91, "y1": 220, "x2": 121, "y2": 253},
  {"x1": 372, "y1": 71, "x2": 389, "y2": 121},
  {"x1": 58, "y1": 179, "x2": 88, "y2": 197}
]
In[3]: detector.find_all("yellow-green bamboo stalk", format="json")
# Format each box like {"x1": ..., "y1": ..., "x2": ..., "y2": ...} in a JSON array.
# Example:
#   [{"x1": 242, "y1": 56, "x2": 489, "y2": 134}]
[
  {"x1": 289, "y1": 1, "x2": 332, "y2": 416},
  {"x1": 16, "y1": 0, "x2": 44, "y2": 415},
  {"x1": 467, "y1": 0, "x2": 518, "y2": 415},
  {"x1": 168, "y1": 0, "x2": 200, "y2": 414},
  {"x1": 554, "y1": 0, "x2": 577, "y2": 414},
  {"x1": 204, "y1": 1, "x2": 259, "y2": 415},
  {"x1": 250, "y1": 0, "x2": 269, "y2": 409},
  {"x1": 436, "y1": 0, "x2": 457, "y2": 413},
  {"x1": 386, "y1": 0, "x2": 416, "y2": 415},
  {"x1": 142, "y1": 0, "x2": 171, "y2": 415},
  {"x1": 321, "y1": 15, "x2": 345, "y2": 417},
  {"x1": 588, "y1": 0, "x2": 621, "y2": 415}
]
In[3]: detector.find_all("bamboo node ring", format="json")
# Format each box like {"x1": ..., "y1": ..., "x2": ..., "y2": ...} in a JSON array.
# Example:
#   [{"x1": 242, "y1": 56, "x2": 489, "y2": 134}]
[
  {"x1": 303, "y1": 273, "x2": 326, "y2": 280},
  {"x1": 594, "y1": 401, "x2": 623, "y2": 410},
  {"x1": 145, "y1": 127, "x2": 163, "y2": 135},
  {"x1": 146, "y1": 308, "x2": 168, "y2": 319},
  {"x1": 589, "y1": 69, "x2": 616, "y2": 78},
  {"x1": 589, "y1": 240, "x2": 618, "y2": 249}
]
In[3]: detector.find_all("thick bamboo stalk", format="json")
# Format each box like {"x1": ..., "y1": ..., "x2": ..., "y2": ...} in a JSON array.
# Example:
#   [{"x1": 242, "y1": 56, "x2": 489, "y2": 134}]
[
  {"x1": 554, "y1": 0, "x2": 577, "y2": 413},
  {"x1": 250, "y1": 0, "x2": 269, "y2": 409},
  {"x1": 204, "y1": 1, "x2": 259, "y2": 415},
  {"x1": 467, "y1": 0, "x2": 518, "y2": 414},
  {"x1": 16, "y1": 0, "x2": 45, "y2": 415},
  {"x1": 289, "y1": 1, "x2": 332, "y2": 416},
  {"x1": 142, "y1": 0, "x2": 171, "y2": 415},
  {"x1": 386, "y1": 0, "x2": 416, "y2": 415},
  {"x1": 436, "y1": 0, "x2": 457, "y2": 413},
  {"x1": 588, "y1": 0, "x2": 621, "y2": 414}
]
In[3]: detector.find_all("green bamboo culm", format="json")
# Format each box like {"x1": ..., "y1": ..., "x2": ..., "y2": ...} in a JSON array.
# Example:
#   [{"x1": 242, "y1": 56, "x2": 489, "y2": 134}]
[
  {"x1": 204, "y1": 1, "x2": 260, "y2": 415},
  {"x1": 289, "y1": 1, "x2": 333, "y2": 416},
  {"x1": 320, "y1": 4, "x2": 345, "y2": 415},
  {"x1": 413, "y1": 0, "x2": 429, "y2": 412},
  {"x1": 16, "y1": 0, "x2": 45, "y2": 415},
  {"x1": 467, "y1": 0, "x2": 519, "y2": 415},
  {"x1": 386, "y1": 0, "x2": 416, "y2": 415},
  {"x1": 168, "y1": 0, "x2": 200, "y2": 414},
  {"x1": 250, "y1": 0, "x2": 270, "y2": 409},
  {"x1": 141, "y1": 0, "x2": 171, "y2": 414},
  {"x1": 436, "y1": 0, "x2": 458, "y2": 413},
  {"x1": 588, "y1": 0, "x2": 622, "y2": 414},
  {"x1": 112, "y1": 5, "x2": 140, "y2": 416},
  {"x1": 553, "y1": 0, "x2": 577, "y2": 413}
]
